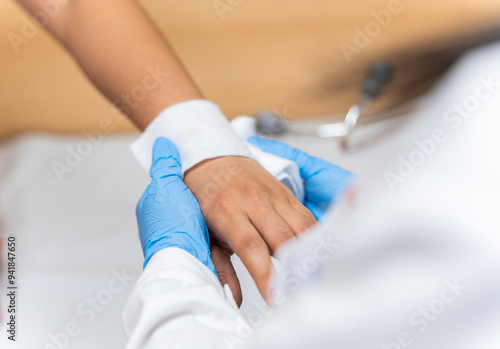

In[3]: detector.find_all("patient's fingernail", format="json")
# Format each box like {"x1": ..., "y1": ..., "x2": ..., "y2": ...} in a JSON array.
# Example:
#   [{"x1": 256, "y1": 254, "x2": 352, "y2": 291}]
[{"x1": 266, "y1": 288, "x2": 277, "y2": 307}]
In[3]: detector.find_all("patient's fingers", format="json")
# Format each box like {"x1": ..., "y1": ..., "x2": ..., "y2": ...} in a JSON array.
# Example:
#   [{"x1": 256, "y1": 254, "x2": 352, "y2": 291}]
[
  {"x1": 211, "y1": 240, "x2": 242, "y2": 307},
  {"x1": 275, "y1": 195, "x2": 317, "y2": 236},
  {"x1": 249, "y1": 203, "x2": 296, "y2": 254},
  {"x1": 223, "y1": 214, "x2": 274, "y2": 304}
]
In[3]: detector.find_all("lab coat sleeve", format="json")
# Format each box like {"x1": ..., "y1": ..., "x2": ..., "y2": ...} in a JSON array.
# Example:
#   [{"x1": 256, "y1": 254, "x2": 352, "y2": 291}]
[{"x1": 122, "y1": 247, "x2": 251, "y2": 349}]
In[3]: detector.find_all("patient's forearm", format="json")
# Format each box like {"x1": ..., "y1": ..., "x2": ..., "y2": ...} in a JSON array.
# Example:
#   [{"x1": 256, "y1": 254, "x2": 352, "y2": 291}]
[{"x1": 16, "y1": 0, "x2": 202, "y2": 130}]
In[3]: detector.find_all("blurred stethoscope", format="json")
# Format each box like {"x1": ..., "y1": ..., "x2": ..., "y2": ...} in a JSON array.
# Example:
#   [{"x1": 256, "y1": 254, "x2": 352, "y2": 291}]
[{"x1": 254, "y1": 61, "x2": 422, "y2": 149}]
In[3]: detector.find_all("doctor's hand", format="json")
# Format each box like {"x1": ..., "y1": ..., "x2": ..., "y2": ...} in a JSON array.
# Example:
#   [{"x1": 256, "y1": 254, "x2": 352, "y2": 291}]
[
  {"x1": 184, "y1": 154, "x2": 318, "y2": 305},
  {"x1": 249, "y1": 136, "x2": 354, "y2": 220},
  {"x1": 137, "y1": 138, "x2": 215, "y2": 273}
]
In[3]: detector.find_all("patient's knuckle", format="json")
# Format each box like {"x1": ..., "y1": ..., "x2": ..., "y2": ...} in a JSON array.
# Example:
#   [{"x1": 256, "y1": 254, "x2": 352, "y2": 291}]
[
  {"x1": 288, "y1": 199, "x2": 318, "y2": 226},
  {"x1": 288, "y1": 196, "x2": 305, "y2": 210},
  {"x1": 215, "y1": 269, "x2": 232, "y2": 281},
  {"x1": 237, "y1": 235, "x2": 267, "y2": 254},
  {"x1": 239, "y1": 182, "x2": 262, "y2": 201},
  {"x1": 297, "y1": 217, "x2": 317, "y2": 234},
  {"x1": 300, "y1": 207, "x2": 317, "y2": 223},
  {"x1": 274, "y1": 230, "x2": 294, "y2": 246},
  {"x1": 210, "y1": 194, "x2": 235, "y2": 214}
]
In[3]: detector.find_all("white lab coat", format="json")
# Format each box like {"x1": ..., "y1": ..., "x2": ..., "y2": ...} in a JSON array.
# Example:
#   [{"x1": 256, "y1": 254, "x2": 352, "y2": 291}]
[
  {"x1": 122, "y1": 248, "x2": 248, "y2": 349},
  {"x1": 122, "y1": 40, "x2": 500, "y2": 349}
]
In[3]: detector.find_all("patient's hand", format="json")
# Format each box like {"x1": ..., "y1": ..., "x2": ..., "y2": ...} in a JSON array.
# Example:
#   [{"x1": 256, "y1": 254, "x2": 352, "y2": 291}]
[{"x1": 184, "y1": 156, "x2": 317, "y2": 304}]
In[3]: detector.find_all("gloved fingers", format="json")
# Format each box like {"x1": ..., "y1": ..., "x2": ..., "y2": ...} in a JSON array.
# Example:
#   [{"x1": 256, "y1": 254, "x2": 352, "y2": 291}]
[
  {"x1": 222, "y1": 213, "x2": 274, "y2": 304},
  {"x1": 150, "y1": 137, "x2": 182, "y2": 180},
  {"x1": 138, "y1": 137, "x2": 215, "y2": 270},
  {"x1": 248, "y1": 136, "x2": 316, "y2": 180},
  {"x1": 304, "y1": 168, "x2": 354, "y2": 207},
  {"x1": 210, "y1": 240, "x2": 242, "y2": 307}
]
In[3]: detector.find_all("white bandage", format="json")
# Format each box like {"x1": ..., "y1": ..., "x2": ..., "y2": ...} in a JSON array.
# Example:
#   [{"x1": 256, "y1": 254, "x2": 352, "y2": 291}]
[{"x1": 130, "y1": 100, "x2": 255, "y2": 175}]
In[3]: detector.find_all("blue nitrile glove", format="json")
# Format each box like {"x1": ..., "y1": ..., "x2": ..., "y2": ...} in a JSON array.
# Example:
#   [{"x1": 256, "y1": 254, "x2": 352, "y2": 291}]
[
  {"x1": 248, "y1": 136, "x2": 354, "y2": 220},
  {"x1": 136, "y1": 137, "x2": 216, "y2": 274}
]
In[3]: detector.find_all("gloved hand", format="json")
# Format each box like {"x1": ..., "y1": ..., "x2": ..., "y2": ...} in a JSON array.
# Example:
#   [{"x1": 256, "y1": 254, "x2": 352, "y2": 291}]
[
  {"x1": 136, "y1": 137, "x2": 215, "y2": 274},
  {"x1": 248, "y1": 136, "x2": 354, "y2": 220}
]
